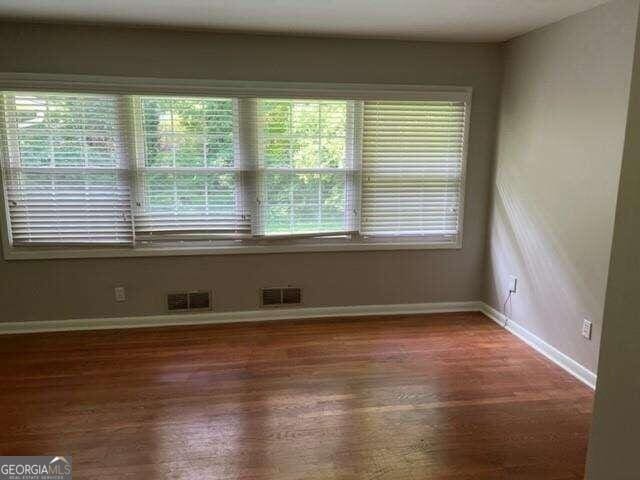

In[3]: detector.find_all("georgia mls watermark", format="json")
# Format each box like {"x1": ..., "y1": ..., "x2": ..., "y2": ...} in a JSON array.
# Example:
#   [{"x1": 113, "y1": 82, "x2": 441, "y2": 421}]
[{"x1": 0, "y1": 456, "x2": 72, "y2": 480}]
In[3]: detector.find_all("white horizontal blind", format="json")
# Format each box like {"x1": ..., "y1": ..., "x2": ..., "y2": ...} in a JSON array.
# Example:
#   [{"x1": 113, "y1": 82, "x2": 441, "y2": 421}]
[
  {"x1": 132, "y1": 96, "x2": 251, "y2": 241},
  {"x1": 361, "y1": 100, "x2": 467, "y2": 240},
  {"x1": 254, "y1": 99, "x2": 358, "y2": 236},
  {"x1": 0, "y1": 85, "x2": 470, "y2": 252},
  {"x1": 0, "y1": 92, "x2": 132, "y2": 244}
]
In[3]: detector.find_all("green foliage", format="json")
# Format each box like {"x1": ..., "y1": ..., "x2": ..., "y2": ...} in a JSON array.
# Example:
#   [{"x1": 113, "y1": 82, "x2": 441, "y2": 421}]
[
  {"x1": 140, "y1": 97, "x2": 236, "y2": 214},
  {"x1": 259, "y1": 100, "x2": 348, "y2": 234},
  {"x1": 141, "y1": 97, "x2": 350, "y2": 233},
  {"x1": 140, "y1": 97, "x2": 234, "y2": 168},
  {"x1": 260, "y1": 100, "x2": 347, "y2": 168},
  {"x1": 15, "y1": 93, "x2": 120, "y2": 168}
]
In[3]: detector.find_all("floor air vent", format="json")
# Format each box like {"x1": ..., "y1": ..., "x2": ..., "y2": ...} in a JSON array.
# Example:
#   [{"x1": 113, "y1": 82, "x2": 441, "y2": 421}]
[
  {"x1": 261, "y1": 287, "x2": 302, "y2": 307},
  {"x1": 167, "y1": 291, "x2": 212, "y2": 312}
]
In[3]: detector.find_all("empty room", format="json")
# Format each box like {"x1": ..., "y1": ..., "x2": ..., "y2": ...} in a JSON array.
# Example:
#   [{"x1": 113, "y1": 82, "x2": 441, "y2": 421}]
[{"x1": 0, "y1": 0, "x2": 639, "y2": 478}]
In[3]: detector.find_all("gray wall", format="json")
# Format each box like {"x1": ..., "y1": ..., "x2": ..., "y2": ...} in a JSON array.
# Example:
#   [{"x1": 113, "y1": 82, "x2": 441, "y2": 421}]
[
  {"x1": 484, "y1": 0, "x2": 639, "y2": 373},
  {"x1": 0, "y1": 23, "x2": 502, "y2": 322},
  {"x1": 586, "y1": 8, "x2": 640, "y2": 478}
]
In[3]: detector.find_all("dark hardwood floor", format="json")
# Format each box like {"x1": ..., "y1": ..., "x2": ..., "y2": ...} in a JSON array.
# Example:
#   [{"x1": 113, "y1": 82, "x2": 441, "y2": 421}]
[{"x1": 0, "y1": 312, "x2": 593, "y2": 479}]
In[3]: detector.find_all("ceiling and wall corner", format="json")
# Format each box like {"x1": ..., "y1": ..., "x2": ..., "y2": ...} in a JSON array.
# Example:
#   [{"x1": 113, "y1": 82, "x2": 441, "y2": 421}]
[{"x1": 0, "y1": 0, "x2": 614, "y2": 42}]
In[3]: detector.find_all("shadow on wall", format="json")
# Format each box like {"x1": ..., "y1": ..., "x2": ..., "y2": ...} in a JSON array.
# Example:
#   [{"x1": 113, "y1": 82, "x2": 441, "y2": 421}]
[{"x1": 486, "y1": 161, "x2": 600, "y2": 372}]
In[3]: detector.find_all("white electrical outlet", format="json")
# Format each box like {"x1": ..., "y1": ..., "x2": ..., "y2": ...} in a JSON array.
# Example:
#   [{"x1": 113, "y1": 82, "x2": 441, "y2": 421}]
[
  {"x1": 508, "y1": 275, "x2": 518, "y2": 294},
  {"x1": 114, "y1": 286, "x2": 126, "y2": 303},
  {"x1": 582, "y1": 319, "x2": 592, "y2": 340}
]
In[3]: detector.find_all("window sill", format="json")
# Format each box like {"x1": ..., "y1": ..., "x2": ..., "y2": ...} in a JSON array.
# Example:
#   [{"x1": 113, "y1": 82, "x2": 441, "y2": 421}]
[{"x1": 3, "y1": 237, "x2": 462, "y2": 260}]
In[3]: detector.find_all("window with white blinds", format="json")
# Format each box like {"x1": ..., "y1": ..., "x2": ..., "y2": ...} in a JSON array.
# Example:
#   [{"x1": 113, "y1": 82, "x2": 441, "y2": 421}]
[
  {"x1": 0, "y1": 84, "x2": 470, "y2": 257},
  {"x1": 361, "y1": 100, "x2": 466, "y2": 239},
  {"x1": 1, "y1": 92, "x2": 132, "y2": 245},
  {"x1": 255, "y1": 99, "x2": 358, "y2": 236},
  {"x1": 132, "y1": 96, "x2": 251, "y2": 242}
]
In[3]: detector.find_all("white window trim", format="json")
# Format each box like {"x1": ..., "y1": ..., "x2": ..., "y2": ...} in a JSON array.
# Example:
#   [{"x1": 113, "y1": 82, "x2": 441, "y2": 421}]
[{"x1": 0, "y1": 73, "x2": 472, "y2": 260}]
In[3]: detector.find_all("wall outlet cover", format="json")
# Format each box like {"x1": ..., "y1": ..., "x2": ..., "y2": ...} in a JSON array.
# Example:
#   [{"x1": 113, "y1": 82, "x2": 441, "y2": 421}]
[
  {"x1": 114, "y1": 286, "x2": 126, "y2": 302},
  {"x1": 582, "y1": 319, "x2": 592, "y2": 340}
]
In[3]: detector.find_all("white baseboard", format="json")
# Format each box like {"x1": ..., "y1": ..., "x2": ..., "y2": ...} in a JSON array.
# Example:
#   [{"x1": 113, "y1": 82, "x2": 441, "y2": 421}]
[
  {"x1": 0, "y1": 301, "x2": 483, "y2": 335},
  {"x1": 0, "y1": 300, "x2": 597, "y2": 390},
  {"x1": 480, "y1": 302, "x2": 597, "y2": 390}
]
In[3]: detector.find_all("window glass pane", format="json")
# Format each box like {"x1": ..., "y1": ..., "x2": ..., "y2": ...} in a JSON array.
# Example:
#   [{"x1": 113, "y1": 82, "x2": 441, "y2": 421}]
[
  {"x1": 138, "y1": 171, "x2": 242, "y2": 233},
  {"x1": 146, "y1": 172, "x2": 175, "y2": 210},
  {"x1": 12, "y1": 93, "x2": 122, "y2": 168},
  {"x1": 143, "y1": 134, "x2": 173, "y2": 168},
  {"x1": 320, "y1": 136, "x2": 346, "y2": 168},
  {"x1": 320, "y1": 172, "x2": 348, "y2": 228},
  {"x1": 206, "y1": 134, "x2": 234, "y2": 167},
  {"x1": 262, "y1": 172, "x2": 347, "y2": 235},
  {"x1": 292, "y1": 102, "x2": 320, "y2": 136},
  {"x1": 206, "y1": 173, "x2": 237, "y2": 214},
  {"x1": 257, "y1": 99, "x2": 351, "y2": 236},
  {"x1": 139, "y1": 97, "x2": 234, "y2": 168},
  {"x1": 320, "y1": 102, "x2": 347, "y2": 136},
  {"x1": 175, "y1": 173, "x2": 207, "y2": 210},
  {"x1": 292, "y1": 137, "x2": 319, "y2": 169},
  {"x1": 261, "y1": 100, "x2": 290, "y2": 135},
  {"x1": 259, "y1": 99, "x2": 348, "y2": 169},
  {"x1": 263, "y1": 138, "x2": 291, "y2": 167},
  {"x1": 141, "y1": 172, "x2": 239, "y2": 214}
]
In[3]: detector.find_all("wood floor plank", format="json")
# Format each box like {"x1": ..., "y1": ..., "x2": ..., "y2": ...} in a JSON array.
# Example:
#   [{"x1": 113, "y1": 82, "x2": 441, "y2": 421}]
[{"x1": 0, "y1": 312, "x2": 593, "y2": 479}]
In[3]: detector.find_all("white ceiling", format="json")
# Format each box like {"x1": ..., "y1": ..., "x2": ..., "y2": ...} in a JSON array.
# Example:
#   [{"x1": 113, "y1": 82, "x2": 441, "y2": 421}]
[{"x1": 0, "y1": 0, "x2": 612, "y2": 42}]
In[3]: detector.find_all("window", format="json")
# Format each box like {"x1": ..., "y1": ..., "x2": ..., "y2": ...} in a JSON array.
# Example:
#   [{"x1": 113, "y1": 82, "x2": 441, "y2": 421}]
[
  {"x1": 132, "y1": 96, "x2": 251, "y2": 242},
  {"x1": 361, "y1": 100, "x2": 466, "y2": 239},
  {"x1": 256, "y1": 99, "x2": 357, "y2": 236},
  {"x1": 1, "y1": 92, "x2": 132, "y2": 245},
  {"x1": 0, "y1": 81, "x2": 470, "y2": 258}
]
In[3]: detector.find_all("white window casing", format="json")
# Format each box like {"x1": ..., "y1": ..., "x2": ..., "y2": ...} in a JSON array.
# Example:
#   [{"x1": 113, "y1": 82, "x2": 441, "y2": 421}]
[{"x1": 0, "y1": 74, "x2": 471, "y2": 259}]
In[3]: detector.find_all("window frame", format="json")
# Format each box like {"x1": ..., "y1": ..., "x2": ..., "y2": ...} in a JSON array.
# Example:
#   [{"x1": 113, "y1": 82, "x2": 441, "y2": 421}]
[
  {"x1": 254, "y1": 98, "x2": 359, "y2": 238},
  {"x1": 0, "y1": 73, "x2": 471, "y2": 260}
]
